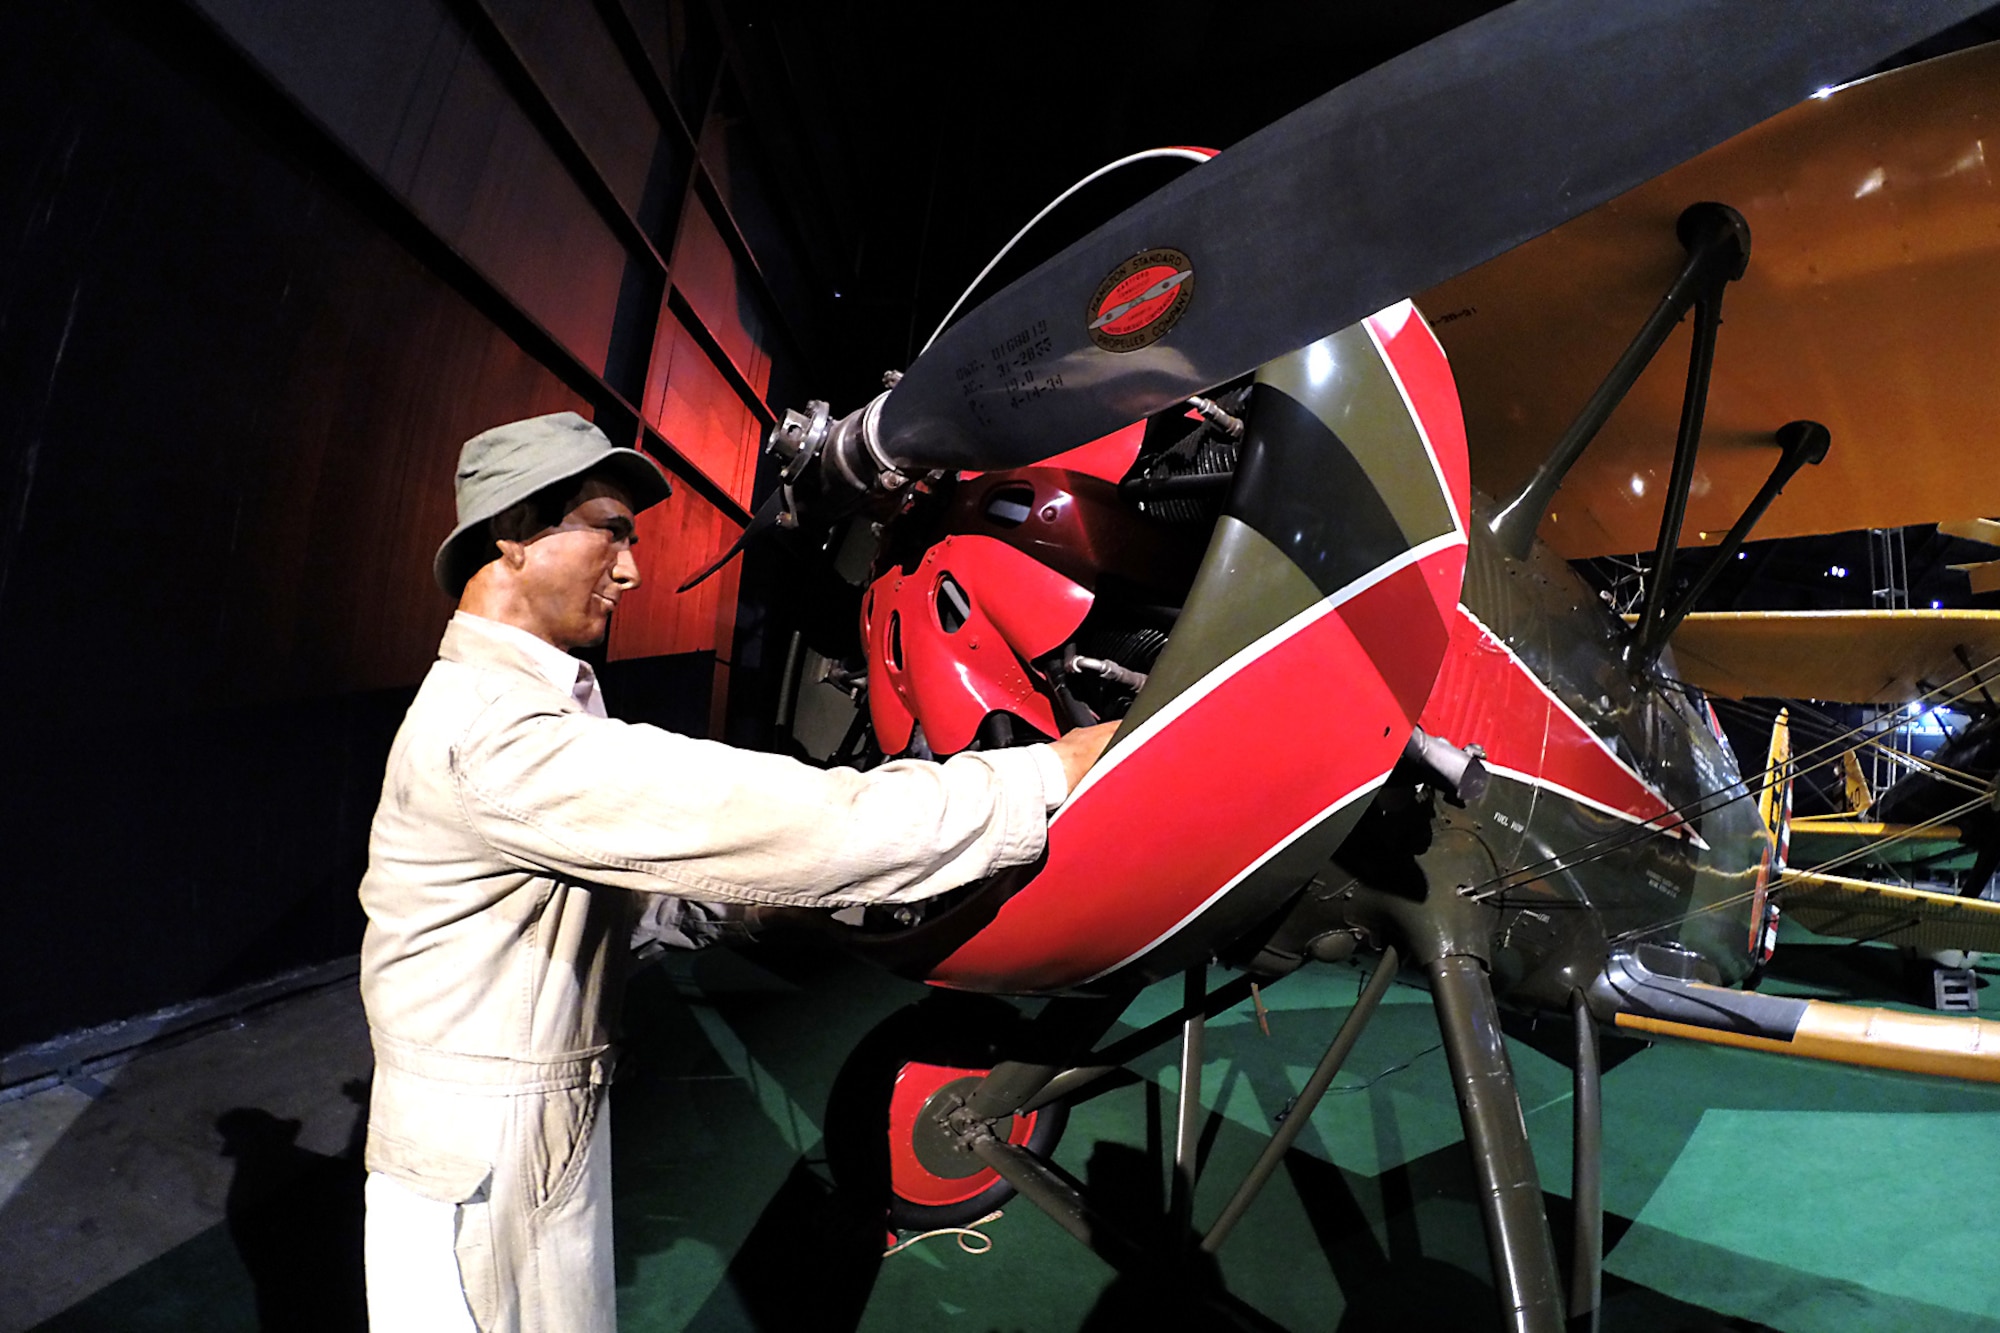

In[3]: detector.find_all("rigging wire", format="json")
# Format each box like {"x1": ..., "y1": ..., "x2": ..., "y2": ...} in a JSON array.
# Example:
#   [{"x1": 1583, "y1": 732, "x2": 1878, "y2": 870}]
[
  {"x1": 919, "y1": 147, "x2": 1216, "y2": 355},
  {"x1": 1763, "y1": 694, "x2": 1986, "y2": 792},
  {"x1": 1460, "y1": 652, "x2": 2000, "y2": 902},
  {"x1": 1603, "y1": 790, "x2": 1993, "y2": 948},
  {"x1": 1706, "y1": 694, "x2": 1990, "y2": 813}
]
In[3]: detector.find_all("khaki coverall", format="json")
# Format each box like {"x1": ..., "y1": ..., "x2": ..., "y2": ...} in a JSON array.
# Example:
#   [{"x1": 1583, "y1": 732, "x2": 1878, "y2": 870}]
[{"x1": 359, "y1": 613, "x2": 1067, "y2": 1331}]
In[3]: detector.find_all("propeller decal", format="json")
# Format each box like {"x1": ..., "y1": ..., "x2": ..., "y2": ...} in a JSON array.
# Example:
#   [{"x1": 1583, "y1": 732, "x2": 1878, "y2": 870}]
[{"x1": 1086, "y1": 249, "x2": 1196, "y2": 350}]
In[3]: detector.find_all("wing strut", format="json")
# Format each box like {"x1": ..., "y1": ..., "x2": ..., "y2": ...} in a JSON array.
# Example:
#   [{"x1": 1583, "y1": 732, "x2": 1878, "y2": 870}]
[
  {"x1": 1200, "y1": 947, "x2": 1401, "y2": 1254},
  {"x1": 1647, "y1": 420, "x2": 1829, "y2": 653},
  {"x1": 1487, "y1": 202, "x2": 1751, "y2": 560},
  {"x1": 1570, "y1": 990, "x2": 1603, "y2": 1333},
  {"x1": 1485, "y1": 201, "x2": 1833, "y2": 666}
]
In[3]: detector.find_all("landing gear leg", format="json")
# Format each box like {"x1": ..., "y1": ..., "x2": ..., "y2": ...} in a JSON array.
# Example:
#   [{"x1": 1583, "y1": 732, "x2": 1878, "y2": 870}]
[
  {"x1": 1569, "y1": 990, "x2": 1602, "y2": 1333},
  {"x1": 1429, "y1": 953, "x2": 1565, "y2": 1333}
]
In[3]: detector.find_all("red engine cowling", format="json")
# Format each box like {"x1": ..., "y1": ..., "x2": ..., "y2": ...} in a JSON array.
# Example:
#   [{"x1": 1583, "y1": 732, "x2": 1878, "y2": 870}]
[
  {"x1": 854, "y1": 302, "x2": 1471, "y2": 995},
  {"x1": 860, "y1": 421, "x2": 1204, "y2": 754}
]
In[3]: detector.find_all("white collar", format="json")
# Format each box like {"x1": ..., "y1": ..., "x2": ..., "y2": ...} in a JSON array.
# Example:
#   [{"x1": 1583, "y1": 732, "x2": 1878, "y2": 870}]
[{"x1": 453, "y1": 612, "x2": 606, "y2": 717}]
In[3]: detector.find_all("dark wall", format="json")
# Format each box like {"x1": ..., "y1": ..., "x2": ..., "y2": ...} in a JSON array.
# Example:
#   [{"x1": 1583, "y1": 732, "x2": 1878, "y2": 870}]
[{"x1": 0, "y1": 0, "x2": 851, "y2": 1052}]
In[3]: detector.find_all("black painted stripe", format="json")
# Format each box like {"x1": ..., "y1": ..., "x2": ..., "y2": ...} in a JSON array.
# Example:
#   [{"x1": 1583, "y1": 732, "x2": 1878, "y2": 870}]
[{"x1": 1229, "y1": 386, "x2": 1412, "y2": 599}]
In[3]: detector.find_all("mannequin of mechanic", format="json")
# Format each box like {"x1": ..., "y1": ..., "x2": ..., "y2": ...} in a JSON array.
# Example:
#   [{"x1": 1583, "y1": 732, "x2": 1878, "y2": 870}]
[{"x1": 358, "y1": 412, "x2": 1112, "y2": 1333}]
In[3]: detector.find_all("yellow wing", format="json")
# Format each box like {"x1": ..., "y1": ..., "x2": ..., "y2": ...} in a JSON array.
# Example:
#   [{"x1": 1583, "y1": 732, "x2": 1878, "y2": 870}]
[
  {"x1": 1941, "y1": 518, "x2": 2000, "y2": 595},
  {"x1": 1601, "y1": 948, "x2": 2000, "y2": 1082},
  {"x1": 1657, "y1": 609, "x2": 2000, "y2": 704},
  {"x1": 1777, "y1": 868, "x2": 2000, "y2": 954},
  {"x1": 1788, "y1": 816, "x2": 1967, "y2": 871}
]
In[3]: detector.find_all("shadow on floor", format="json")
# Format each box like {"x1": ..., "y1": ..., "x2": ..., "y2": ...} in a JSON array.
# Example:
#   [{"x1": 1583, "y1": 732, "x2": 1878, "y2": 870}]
[
  {"x1": 213, "y1": 1079, "x2": 369, "y2": 1333},
  {"x1": 684, "y1": 1158, "x2": 887, "y2": 1332},
  {"x1": 1073, "y1": 1140, "x2": 1285, "y2": 1333}
]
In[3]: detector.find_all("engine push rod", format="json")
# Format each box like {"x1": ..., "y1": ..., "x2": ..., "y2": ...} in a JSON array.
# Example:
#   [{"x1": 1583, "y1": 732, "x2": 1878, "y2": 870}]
[
  {"x1": 1487, "y1": 201, "x2": 1751, "y2": 562},
  {"x1": 1200, "y1": 945, "x2": 1401, "y2": 1254}
]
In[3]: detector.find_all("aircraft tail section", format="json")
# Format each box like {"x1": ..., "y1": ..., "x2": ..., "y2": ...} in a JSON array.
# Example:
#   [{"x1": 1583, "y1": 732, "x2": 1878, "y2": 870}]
[
  {"x1": 1841, "y1": 748, "x2": 1873, "y2": 815},
  {"x1": 1747, "y1": 708, "x2": 1793, "y2": 964},
  {"x1": 1595, "y1": 951, "x2": 2000, "y2": 1083}
]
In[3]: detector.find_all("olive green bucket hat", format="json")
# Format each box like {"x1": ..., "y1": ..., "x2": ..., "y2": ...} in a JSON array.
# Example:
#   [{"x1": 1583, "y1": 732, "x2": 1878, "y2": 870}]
[{"x1": 433, "y1": 411, "x2": 672, "y2": 595}]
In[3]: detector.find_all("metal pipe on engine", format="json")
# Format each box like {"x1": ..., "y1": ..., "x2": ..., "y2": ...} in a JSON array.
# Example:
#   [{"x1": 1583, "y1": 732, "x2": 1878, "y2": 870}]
[
  {"x1": 1069, "y1": 652, "x2": 1149, "y2": 693},
  {"x1": 1404, "y1": 726, "x2": 1490, "y2": 803}
]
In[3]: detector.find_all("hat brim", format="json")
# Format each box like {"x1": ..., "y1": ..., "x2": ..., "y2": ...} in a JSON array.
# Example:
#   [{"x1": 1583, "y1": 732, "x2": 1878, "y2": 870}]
[{"x1": 433, "y1": 447, "x2": 673, "y2": 596}]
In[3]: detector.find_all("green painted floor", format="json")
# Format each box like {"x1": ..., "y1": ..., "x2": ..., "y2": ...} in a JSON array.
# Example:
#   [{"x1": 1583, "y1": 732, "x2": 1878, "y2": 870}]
[{"x1": 24, "y1": 928, "x2": 2000, "y2": 1332}]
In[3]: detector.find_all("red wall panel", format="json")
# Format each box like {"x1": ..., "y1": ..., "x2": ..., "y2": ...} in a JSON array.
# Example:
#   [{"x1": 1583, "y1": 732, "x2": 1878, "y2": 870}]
[
  {"x1": 668, "y1": 194, "x2": 773, "y2": 396},
  {"x1": 641, "y1": 304, "x2": 761, "y2": 507}
]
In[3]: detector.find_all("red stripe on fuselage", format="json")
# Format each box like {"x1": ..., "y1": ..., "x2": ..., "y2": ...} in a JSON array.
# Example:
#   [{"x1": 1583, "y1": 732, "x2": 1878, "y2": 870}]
[
  {"x1": 1420, "y1": 607, "x2": 1696, "y2": 839},
  {"x1": 929, "y1": 542, "x2": 1464, "y2": 992},
  {"x1": 1365, "y1": 303, "x2": 1471, "y2": 533}
]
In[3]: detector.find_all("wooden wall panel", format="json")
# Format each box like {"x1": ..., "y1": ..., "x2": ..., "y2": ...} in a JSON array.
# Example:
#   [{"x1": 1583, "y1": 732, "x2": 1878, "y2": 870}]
[
  {"x1": 641, "y1": 305, "x2": 761, "y2": 507},
  {"x1": 699, "y1": 76, "x2": 825, "y2": 356},
  {"x1": 614, "y1": 0, "x2": 721, "y2": 124},
  {"x1": 0, "y1": 0, "x2": 847, "y2": 1051},
  {"x1": 483, "y1": 0, "x2": 668, "y2": 229},
  {"x1": 191, "y1": 0, "x2": 633, "y2": 377},
  {"x1": 668, "y1": 193, "x2": 774, "y2": 396}
]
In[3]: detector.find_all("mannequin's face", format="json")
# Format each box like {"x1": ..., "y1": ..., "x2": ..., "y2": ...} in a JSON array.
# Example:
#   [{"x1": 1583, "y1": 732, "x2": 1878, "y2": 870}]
[{"x1": 499, "y1": 477, "x2": 641, "y2": 649}]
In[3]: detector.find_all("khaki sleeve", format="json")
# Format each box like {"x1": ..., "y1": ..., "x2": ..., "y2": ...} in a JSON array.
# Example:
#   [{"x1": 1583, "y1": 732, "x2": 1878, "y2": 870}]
[{"x1": 450, "y1": 695, "x2": 1069, "y2": 908}]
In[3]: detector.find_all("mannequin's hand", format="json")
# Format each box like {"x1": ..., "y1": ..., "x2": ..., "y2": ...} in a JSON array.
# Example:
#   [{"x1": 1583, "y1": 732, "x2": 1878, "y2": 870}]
[{"x1": 1047, "y1": 721, "x2": 1119, "y2": 793}]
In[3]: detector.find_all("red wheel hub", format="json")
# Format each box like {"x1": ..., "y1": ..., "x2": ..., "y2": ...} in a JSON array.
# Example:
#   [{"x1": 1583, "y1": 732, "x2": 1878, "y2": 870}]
[{"x1": 886, "y1": 1061, "x2": 1042, "y2": 1207}]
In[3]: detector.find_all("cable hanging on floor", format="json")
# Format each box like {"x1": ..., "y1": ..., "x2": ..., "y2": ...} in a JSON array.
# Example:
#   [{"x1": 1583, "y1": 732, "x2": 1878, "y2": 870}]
[{"x1": 883, "y1": 1209, "x2": 1006, "y2": 1258}]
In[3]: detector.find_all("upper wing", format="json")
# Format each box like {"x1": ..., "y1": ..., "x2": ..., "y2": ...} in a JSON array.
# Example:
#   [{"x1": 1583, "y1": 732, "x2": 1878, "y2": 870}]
[
  {"x1": 1658, "y1": 609, "x2": 2000, "y2": 703},
  {"x1": 1422, "y1": 42, "x2": 2000, "y2": 559}
]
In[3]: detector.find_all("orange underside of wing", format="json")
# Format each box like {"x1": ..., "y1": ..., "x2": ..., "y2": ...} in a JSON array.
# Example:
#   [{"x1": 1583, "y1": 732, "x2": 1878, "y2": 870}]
[{"x1": 1422, "y1": 43, "x2": 2000, "y2": 558}]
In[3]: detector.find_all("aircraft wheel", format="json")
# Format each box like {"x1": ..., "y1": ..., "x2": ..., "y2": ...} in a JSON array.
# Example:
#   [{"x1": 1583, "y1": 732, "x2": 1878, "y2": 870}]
[{"x1": 825, "y1": 996, "x2": 1070, "y2": 1232}]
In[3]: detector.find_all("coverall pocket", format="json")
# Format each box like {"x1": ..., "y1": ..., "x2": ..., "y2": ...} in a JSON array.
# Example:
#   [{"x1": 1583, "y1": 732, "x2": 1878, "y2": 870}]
[
  {"x1": 516, "y1": 1082, "x2": 601, "y2": 1216},
  {"x1": 454, "y1": 1196, "x2": 500, "y2": 1332}
]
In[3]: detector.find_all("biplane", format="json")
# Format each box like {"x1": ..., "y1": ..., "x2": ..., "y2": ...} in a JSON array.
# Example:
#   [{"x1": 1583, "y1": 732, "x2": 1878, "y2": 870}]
[{"x1": 704, "y1": 4, "x2": 2000, "y2": 1329}]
